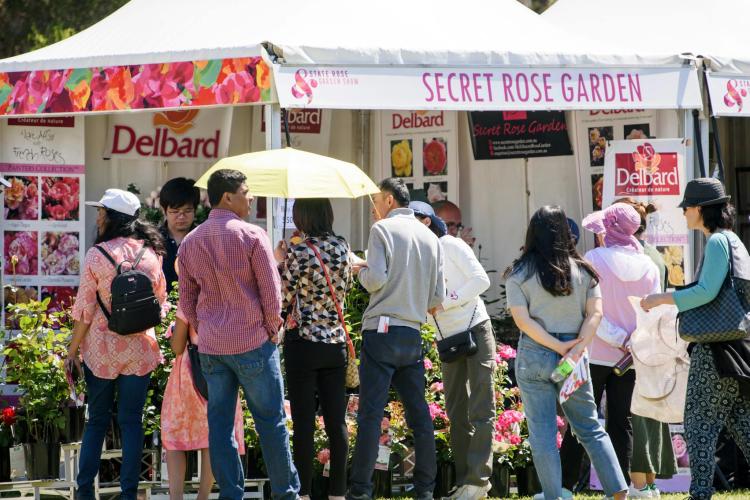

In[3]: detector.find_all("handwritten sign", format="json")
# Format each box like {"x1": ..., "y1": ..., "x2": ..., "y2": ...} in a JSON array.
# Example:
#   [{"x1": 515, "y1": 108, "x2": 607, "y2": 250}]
[
  {"x1": 1, "y1": 116, "x2": 85, "y2": 172},
  {"x1": 1, "y1": 116, "x2": 86, "y2": 332}
]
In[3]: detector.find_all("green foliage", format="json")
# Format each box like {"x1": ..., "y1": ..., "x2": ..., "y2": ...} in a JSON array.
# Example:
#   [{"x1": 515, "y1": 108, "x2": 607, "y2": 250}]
[
  {"x1": 142, "y1": 286, "x2": 178, "y2": 437},
  {"x1": 0, "y1": 0, "x2": 129, "y2": 59},
  {"x1": 2, "y1": 297, "x2": 72, "y2": 443}
]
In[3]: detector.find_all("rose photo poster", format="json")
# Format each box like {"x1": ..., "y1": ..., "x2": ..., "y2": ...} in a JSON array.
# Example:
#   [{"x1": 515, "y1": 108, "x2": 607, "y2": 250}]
[
  {"x1": 378, "y1": 111, "x2": 458, "y2": 204},
  {"x1": 1, "y1": 117, "x2": 85, "y2": 335}
]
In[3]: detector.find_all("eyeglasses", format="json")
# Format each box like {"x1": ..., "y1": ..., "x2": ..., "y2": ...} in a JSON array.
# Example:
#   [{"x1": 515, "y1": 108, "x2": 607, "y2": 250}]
[
  {"x1": 445, "y1": 221, "x2": 464, "y2": 231},
  {"x1": 167, "y1": 208, "x2": 195, "y2": 218}
]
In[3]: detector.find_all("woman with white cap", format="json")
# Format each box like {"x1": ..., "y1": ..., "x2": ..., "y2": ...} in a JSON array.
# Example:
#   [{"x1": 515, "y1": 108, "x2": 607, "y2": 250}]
[
  {"x1": 641, "y1": 178, "x2": 750, "y2": 500},
  {"x1": 66, "y1": 188, "x2": 167, "y2": 500}
]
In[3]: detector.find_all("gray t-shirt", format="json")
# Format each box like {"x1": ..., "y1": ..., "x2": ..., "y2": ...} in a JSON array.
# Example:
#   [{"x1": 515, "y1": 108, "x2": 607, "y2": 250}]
[{"x1": 505, "y1": 260, "x2": 601, "y2": 334}]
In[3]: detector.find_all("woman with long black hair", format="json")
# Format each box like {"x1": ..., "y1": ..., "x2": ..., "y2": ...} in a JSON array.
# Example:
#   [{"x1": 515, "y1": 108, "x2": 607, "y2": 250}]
[
  {"x1": 505, "y1": 205, "x2": 627, "y2": 500},
  {"x1": 66, "y1": 189, "x2": 167, "y2": 500}
]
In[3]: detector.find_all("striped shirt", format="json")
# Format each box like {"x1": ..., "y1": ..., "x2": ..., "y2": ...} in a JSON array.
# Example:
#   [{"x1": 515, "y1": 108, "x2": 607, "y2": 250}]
[{"x1": 177, "y1": 209, "x2": 282, "y2": 355}]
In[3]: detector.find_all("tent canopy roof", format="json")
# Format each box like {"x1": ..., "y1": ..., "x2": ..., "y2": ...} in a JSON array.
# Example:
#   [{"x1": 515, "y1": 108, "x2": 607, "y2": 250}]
[
  {"x1": 266, "y1": 0, "x2": 682, "y2": 68},
  {"x1": 544, "y1": 0, "x2": 750, "y2": 75},
  {"x1": 0, "y1": 0, "x2": 685, "y2": 74}
]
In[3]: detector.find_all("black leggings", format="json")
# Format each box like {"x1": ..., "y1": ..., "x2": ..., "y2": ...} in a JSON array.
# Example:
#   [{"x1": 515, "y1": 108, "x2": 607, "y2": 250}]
[{"x1": 284, "y1": 333, "x2": 348, "y2": 496}]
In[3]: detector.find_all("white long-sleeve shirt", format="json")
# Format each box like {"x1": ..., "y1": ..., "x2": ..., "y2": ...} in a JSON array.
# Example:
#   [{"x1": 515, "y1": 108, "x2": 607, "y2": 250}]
[{"x1": 427, "y1": 235, "x2": 491, "y2": 337}]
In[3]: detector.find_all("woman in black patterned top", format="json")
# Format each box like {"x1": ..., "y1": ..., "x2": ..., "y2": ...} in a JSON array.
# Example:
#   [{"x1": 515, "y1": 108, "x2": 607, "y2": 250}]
[{"x1": 274, "y1": 198, "x2": 352, "y2": 500}]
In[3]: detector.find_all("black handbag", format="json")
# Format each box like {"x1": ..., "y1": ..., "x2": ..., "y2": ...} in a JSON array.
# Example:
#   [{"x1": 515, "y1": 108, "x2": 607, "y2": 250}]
[
  {"x1": 432, "y1": 305, "x2": 479, "y2": 363},
  {"x1": 186, "y1": 335, "x2": 209, "y2": 399},
  {"x1": 677, "y1": 232, "x2": 750, "y2": 343}
]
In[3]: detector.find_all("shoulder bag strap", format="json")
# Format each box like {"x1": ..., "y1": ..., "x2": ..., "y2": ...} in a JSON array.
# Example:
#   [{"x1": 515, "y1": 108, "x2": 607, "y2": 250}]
[
  {"x1": 430, "y1": 303, "x2": 479, "y2": 341},
  {"x1": 305, "y1": 240, "x2": 356, "y2": 359}
]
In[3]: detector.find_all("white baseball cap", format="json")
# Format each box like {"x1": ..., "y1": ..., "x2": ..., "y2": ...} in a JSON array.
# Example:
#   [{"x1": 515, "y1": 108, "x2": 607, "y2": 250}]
[
  {"x1": 0, "y1": 176, "x2": 10, "y2": 188},
  {"x1": 85, "y1": 188, "x2": 141, "y2": 216}
]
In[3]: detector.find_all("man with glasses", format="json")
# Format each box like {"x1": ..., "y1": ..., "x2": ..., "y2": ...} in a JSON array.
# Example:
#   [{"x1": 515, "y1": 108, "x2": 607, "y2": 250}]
[
  {"x1": 432, "y1": 200, "x2": 475, "y2": 248},
  {"x1": 159, "y1": 177, "x2": 200, "y2": 292}
]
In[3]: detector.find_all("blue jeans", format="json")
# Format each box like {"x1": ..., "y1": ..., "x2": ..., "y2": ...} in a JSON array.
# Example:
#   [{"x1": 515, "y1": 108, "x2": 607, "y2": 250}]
[
  {"x1": 349, "y1": 327, "x2": 436, "y2": 498},
  {"x1": 76, "y1": 364, "x2": 151, "y2": 500},
  {"x1": 515, "y1": 334, "x2": 627, "y2": 499},
  {"x1": 200, "y1": 341, "x2": 299, "y2": 500}
]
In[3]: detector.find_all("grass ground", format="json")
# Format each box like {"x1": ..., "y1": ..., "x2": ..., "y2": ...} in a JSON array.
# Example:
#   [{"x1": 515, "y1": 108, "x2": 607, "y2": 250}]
[{"x1": 495, "y1": 493, "x2": 750, "y2": 499}]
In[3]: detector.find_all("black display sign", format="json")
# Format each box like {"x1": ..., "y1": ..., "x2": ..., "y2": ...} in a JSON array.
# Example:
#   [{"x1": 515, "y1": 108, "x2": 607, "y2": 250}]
[{"x1": 468, "y1": 111, "x2": 573, "y2": 160}]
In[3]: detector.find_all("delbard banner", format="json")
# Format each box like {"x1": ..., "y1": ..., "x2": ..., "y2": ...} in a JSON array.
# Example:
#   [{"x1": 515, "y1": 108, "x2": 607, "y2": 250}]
[
  {"x1": 254, "y1": 108, "x2": 332, "y2": 156},
  {"x1": 104, "y1": 108, "x2": 233, "y2": 162},
  {"x1": 706, "y1": 73, "x2": 750, "y2": 117},
  {"x1": 468, "y1": 111, "x2": 572, "y2": 160},
  {"x1": 273, "y1": 65, "x2": 702, "y2": 111},
  {"x1": 603, "y1": 138, "x2": 692, "y2": 287}
]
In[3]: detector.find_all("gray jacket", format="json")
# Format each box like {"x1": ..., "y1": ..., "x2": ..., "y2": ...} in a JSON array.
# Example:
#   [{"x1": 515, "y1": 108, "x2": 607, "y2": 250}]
[{"x1": 360, "y1": 208, "x2": 445, "y2": 331}]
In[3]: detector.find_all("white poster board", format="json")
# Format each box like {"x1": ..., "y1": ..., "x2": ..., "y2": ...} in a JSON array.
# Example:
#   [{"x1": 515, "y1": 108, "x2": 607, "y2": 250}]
[
  {"x1": 602, "y1": 138, "x2": 692, "y2": 287},
  {"x1": 0, "y1": 116, "x2": 86, "y2": 344},
  {"x1": 377, "y1": 110, "x2": 458, "y2": 204}
]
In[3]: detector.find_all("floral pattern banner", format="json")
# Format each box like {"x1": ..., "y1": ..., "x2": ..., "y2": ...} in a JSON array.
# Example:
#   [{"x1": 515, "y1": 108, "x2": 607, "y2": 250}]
[
  {"x1": 0, "y1": 57, "x2": 272, "y2": 116},
  {"x1": 1, "y1": 116, "x2": 85, "y2": 329}
]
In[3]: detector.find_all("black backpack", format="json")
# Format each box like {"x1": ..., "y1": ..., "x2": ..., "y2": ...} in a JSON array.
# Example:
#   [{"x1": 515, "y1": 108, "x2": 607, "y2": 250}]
[{"x1": 95, "y1": 245, "x2": 161, "y2": 335}]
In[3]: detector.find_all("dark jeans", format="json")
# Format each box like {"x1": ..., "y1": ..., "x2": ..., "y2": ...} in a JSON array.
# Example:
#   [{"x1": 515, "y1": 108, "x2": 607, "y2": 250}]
[
  {"x1": 76, "y1": 364, "x2": 151, "y2": 500},
  {"x1": 284, "y1": 333, "x2": 348, "y2": 496},
  {"x1": 349, "y1": 326, "x2": 436, "y2": 499},
  {"x1": 560, "y1": 363, "x2": 635, "y2": 489}
]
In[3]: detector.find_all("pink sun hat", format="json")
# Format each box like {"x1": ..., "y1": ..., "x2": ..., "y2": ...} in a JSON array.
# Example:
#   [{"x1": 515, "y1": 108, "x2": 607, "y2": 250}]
[{"x1": 582, "y1": 202, "x2": 642, "y2": 252}]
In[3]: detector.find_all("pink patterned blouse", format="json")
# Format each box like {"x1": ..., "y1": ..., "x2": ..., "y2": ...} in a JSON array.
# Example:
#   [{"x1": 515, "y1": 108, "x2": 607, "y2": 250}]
[{"x1": 71, "y1": 237, "x2": 167, "y2": 380}]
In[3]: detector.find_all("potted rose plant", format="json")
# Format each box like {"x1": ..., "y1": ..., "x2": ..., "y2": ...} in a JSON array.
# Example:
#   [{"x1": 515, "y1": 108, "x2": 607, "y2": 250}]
[
  {"x1": 0, "y1": 406, "x2": 17, "y2": 481},
  {"x1": 3, "y1": 297, "x2": 71, "y2": 479}
]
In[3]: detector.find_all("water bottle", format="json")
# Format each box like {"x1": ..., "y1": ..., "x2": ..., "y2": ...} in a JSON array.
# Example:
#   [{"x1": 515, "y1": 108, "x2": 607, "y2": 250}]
[
  {"x1": 613, "y1": 352, "x2": 633, "y2": 376},
  {"x1": 550, "y1": 357, "x2": 576, "y2": 383}
]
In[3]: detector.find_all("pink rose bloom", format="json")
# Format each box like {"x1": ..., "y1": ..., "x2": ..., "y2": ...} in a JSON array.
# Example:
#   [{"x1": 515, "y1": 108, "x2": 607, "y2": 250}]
[
  {"x1": 213, "y1": 72, "x2": 260, "y2": 104},
  {"x1": 47, "y1": 180, "x2": 71, "y2": 201},
  {"x1": 423, "y1": 358, "x2": 433, "y2": 370},
  {"x1": 508, "y1": 434, "x2": 522, "y2": 445},
  {"x1": 45, "y1": 204, "x2": 70, "y2": 221},
  {"x1": 557, "y1": 416, "x2": 566, "y2": 429},
  {"x1": 43, "y1": 250, "x2": 67, "y2": 275},
  {"x1": 497, "y1": 344, "x2": 517, "y2": 360},
  {"x1": 428, "y1": 402, "x2": 446, "y2": 421},
  {"x1": 316, "y1": 449, "x2": 330, "y2": 465},
  {"x1": 556, "y1": 431, "x2": 563, "y2": 449},
  {"x1": 58, "y1": 233, "x2": 79, "y2": 255},
  {"x1": 430, "y1": 382, "x2": 444, "y2": 393},
  {"x1": 66, "y1": 256, "x2": 80, "y2": 275}
]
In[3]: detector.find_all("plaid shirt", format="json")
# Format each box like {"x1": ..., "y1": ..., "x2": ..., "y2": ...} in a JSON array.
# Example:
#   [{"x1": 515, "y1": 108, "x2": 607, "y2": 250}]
[{"x1": 177, "y1": 209, "x2": 282, "y2": 355}]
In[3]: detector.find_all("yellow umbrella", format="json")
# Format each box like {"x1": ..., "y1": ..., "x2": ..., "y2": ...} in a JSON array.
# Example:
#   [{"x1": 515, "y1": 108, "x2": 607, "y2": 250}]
[{"x1": 194, "y1": 147, "x2": 379, "y2": 199}]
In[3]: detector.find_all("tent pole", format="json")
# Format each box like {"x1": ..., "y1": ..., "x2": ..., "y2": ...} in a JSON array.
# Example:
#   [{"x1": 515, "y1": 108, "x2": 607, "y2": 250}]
[{"x1": 265, "y1": 103, "x2": 283, "y2": 245}]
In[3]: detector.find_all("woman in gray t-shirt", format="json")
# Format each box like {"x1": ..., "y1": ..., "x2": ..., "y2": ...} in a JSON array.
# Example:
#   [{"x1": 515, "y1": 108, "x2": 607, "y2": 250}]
[{"x1": 504, "y1": 205, "x2": 627, "y2": 500}]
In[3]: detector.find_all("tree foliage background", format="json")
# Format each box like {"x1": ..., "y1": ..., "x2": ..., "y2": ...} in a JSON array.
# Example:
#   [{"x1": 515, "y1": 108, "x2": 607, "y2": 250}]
[{"x1": 0, "y1": 0, "x2": 128, "y2": 59}]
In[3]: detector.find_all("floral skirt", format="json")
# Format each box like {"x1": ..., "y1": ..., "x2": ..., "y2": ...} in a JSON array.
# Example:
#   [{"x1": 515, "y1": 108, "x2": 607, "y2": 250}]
[{"x1": 161, "y1": 352, "x2": 245, "y2": 452}]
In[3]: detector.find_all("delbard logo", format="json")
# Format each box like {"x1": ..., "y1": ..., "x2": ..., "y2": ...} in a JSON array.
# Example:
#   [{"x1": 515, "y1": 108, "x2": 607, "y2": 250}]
[
  {"x1": 724, "y1": 79, "x2": 750, "y2": 112},
  {"x1": 392, "y1": 111, "x2": 444, "y2": 129},
  {"x1": 615, "y1": 142, "x2": 679, "y2": 196},
  {"x1": 111, "y1": 110, "x2": 220, "y2": 159},
  {"x1": 291, "y1": 69, "x2": 318, "y2": 104}
]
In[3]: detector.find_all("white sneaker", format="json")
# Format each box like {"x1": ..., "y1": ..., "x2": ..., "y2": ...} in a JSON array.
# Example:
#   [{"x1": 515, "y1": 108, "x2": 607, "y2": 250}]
[
  {"x1": 533, "y1": 488, "x2": 573, "y2": 500},
  {"x1": 628, "y1": 484, "x2": 653, "y2": 497},
  {"x1": 454, "y1": 484, "x2": 491, "y2": 500},
  {"x1": 648, "y1": 484, "x2": 661, "y2": 497}
]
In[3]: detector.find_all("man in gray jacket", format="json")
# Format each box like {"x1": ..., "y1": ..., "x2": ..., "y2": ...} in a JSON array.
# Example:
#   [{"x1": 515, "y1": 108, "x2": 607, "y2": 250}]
[{"x1": 348, "y1": 177, "x2": 445, "y2": 500}]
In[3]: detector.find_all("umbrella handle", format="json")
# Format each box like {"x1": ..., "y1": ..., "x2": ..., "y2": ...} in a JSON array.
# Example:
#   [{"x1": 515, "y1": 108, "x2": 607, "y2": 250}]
[{"x1": 368, "y1": 193, "x2": 382, "y2": 220}]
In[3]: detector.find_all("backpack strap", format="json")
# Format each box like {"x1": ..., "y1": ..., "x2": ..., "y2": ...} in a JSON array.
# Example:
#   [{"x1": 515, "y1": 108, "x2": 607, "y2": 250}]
[
  {"x1": 119, "y1": 246, "x2": 147, "y2": 274},
  {"x1": 94, "y1": 245, "x2": 115, "y2": 320},
  {"x1": 94, "y1": 245, "x2": 117, "y2": 267}
]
